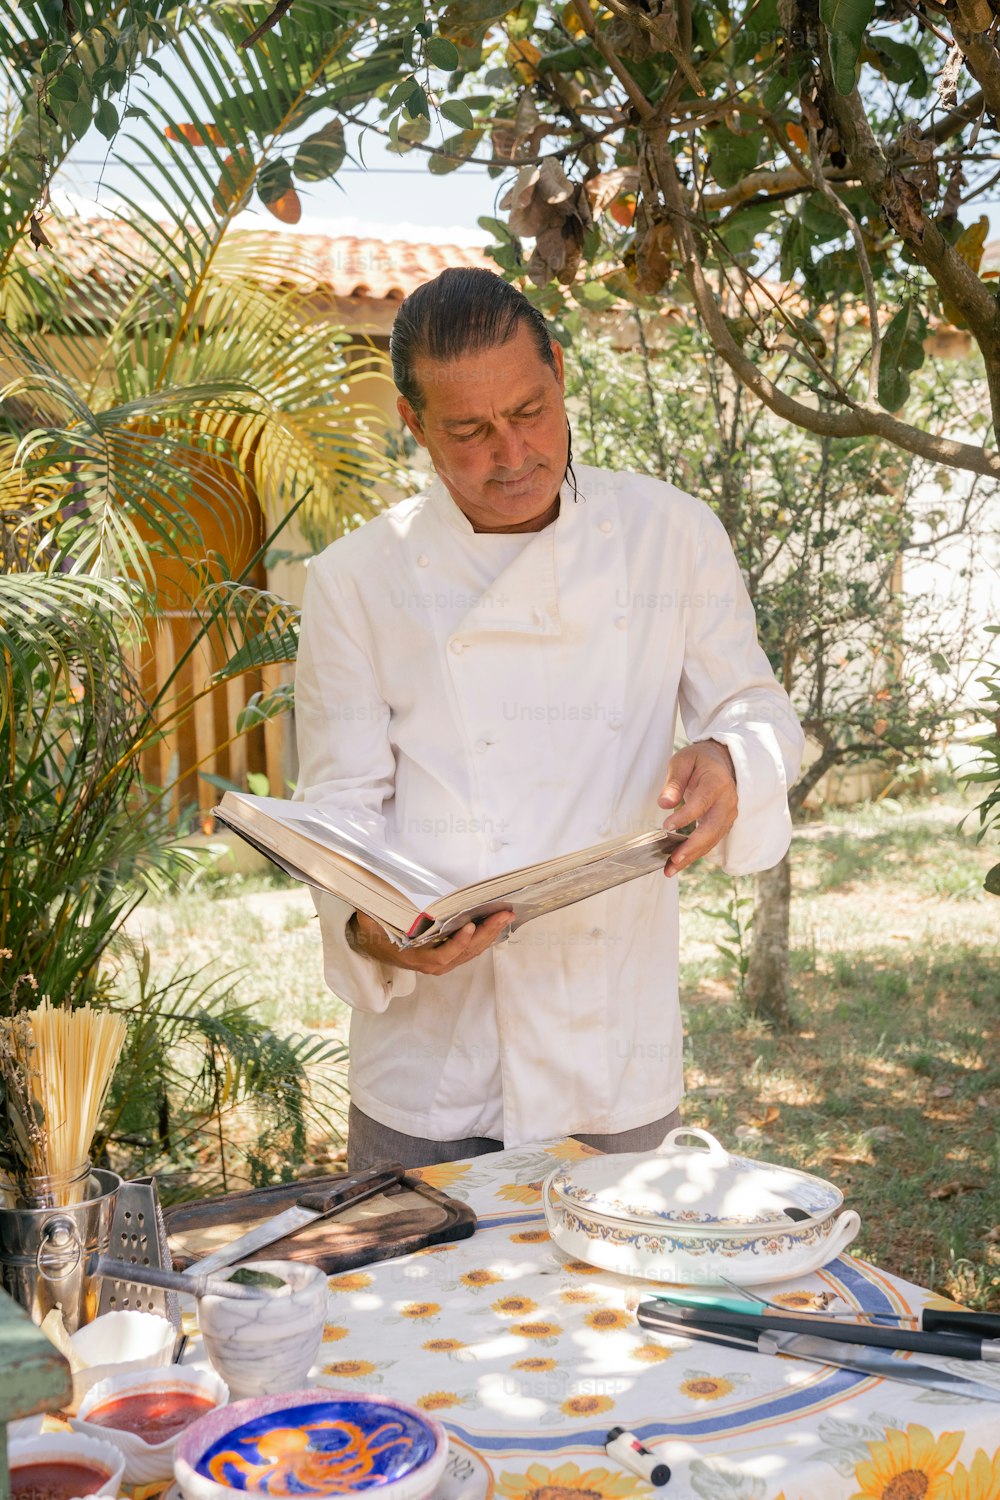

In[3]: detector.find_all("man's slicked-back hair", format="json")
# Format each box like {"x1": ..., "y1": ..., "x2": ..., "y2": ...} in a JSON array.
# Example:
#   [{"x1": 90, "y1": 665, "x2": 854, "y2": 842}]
[{"x1": 390, "y1": 268, "x2": 557, "y2": 415}]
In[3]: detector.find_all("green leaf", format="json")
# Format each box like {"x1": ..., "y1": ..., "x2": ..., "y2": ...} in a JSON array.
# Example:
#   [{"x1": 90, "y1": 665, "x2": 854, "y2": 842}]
[
  {"x1": 985, "y1": 862, "x2": 1000, "y2": 896},
  {"x1": 802, "y1": 194, "x2": 848, "y2": 242},
  {"x1": 95, "y1": 99, "x2": 119, "y2": 140},
  {"x1": 866, "y1": 35, "x2": 927, "y2": 95},
  {"x1": 878, "y1": 298, "x2": 928, "y2": 411},
  {"x1": 48, "y1": 71, "x2": 81, "y2": 103},
  {"x1": 428, "y1": 129, "x2": 480, "y2": 173},
  {"x1": 229, "y1": 1266, "x2": 286, "y2": 1288},
  {"x1": 294, "y1": 119, "x2": 346, "y2": 181},
  {"x1": 405, "y1": 82, "x2": 430, "y2": 120},
  {"x1": 733, "y1": 0, "x2": 780, "y2": 66},
  {"x1": 717, "y1": 201, "x2": 777, "y2": 255},
  {"x1": 441, "y1": 98, "x2": 475, "y2": 130},
  {"x1": 387, "y1": 112, "x2": 431, "y2": 153},
  {"x1": 426, "y1": 36, "x2": 460, "y2": 69},
  {"x1": 820, "y1": 0, "x2": 876, "y2": 93},
  {"x1": 491, "y1": 242, "x2": 523, "y2": 273},
  {"x1": 68, "y1": 97, "x2": 93, "y2": 139},
  {"x1": 256, "y1": 158, "x2": 293, "y2": 206},
  {"x1": 779, "y1": 215, "x2": 812, "y2": 280},
  {"x1": 478, "y1": 214, "x2": 512, "y2": 242},
  {"x1": 705, "y1": 122, "x2": 762, "y2": 189},
  {"x1": 577, "y1": 280, "x2": 617, "y2": 308}
]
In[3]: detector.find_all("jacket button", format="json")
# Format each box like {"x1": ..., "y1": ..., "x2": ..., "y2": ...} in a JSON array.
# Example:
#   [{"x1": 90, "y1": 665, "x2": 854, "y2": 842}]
[
  {"x1": 599, "y1": 520, "x2": 613, "y2": 534},
  {"x1": 474, "y1": 738, "x2": 489, "y2": 754},
  {"x1": 450, "y1": 640, "x2": 464, "y2": 654},
  {"x1": 615, "y1": 615, "x2": 628, "y2": 630},
  {"x1": 608, "y1": 717, "x2": 622, "y2": 732},
  {"x1": 488, "y1": 837, "x2": 504, "y2": 852},
  {"x1": 417, "y1": 554, "x2": 429, "y2": 568}
]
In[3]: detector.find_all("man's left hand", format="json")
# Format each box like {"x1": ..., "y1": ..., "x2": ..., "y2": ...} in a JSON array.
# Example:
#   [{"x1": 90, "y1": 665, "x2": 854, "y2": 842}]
[{"x1": 658, "y1": 740, "x2": 739, "y2": 876}]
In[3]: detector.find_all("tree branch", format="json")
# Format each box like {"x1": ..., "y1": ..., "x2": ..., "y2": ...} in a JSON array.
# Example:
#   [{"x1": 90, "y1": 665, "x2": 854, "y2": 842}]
[
  {"x1": 570, "y1": 0, "x2": 656, "y2": 120},
  {"x1": 950, "y1": 4, "x2": 1000, "y2": 121},
  {"x1": 816, "y1": 73, "x2": 1000, "y2": 434},
  {"x1": 920, "y1": 87, "x2": 985, "y2": 143},
  {"x1": 597, "y1": 0, "x2": 703, "y2": 94},
  {"x1": 803, "y1": 128, "x2": 882, "y2": 404},
  {"x1": 651, "y1": 138, "x2": 1000, "y2": 477}
]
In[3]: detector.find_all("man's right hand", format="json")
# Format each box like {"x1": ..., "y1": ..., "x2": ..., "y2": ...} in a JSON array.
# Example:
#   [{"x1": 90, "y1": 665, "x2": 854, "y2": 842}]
[{"x1": 349, "y1": 909, "x2": 514, "y2": 976}]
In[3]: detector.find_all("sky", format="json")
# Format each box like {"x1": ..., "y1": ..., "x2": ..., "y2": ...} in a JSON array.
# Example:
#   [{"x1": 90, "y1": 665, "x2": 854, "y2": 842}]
[{"x1": 57, "y1": 112, "x2": 504, "y2": 245}]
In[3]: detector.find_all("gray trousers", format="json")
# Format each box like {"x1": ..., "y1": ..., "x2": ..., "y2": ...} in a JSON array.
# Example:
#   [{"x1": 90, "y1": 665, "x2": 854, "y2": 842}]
[{"x1": 347, "y1": 1100, "x2": 683, "y2": 1172}]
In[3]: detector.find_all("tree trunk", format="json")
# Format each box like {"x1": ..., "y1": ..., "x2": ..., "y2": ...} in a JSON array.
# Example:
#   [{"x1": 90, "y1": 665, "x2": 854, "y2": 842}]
[{"x1": 744, "y1": 851, "x2": 793, "y2": 1030}]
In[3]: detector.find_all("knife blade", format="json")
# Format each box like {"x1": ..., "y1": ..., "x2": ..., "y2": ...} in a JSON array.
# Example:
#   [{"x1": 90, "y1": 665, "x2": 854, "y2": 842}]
[
  {"x1": 635, "y1": 1306, "x2": 1000, "y2": 1403},
  {"x1": 761, "y1": 1330, "x2": 1000, "y2": 1404},
  {"x1": 185, "y1": 1163, "x2": 405, "y2": 1278}
]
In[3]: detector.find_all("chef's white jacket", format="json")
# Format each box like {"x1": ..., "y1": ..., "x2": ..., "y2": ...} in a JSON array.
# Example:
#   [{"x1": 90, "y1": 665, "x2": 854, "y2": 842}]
[{"x1": 294, "y1": 463, "x2": 803, "y2": 1147}]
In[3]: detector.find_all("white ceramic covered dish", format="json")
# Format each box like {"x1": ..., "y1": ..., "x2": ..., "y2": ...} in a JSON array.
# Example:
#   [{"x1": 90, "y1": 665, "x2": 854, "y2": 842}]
[{"x1": 543, "y1": 1127, "x2": 861, "y2": 1284}]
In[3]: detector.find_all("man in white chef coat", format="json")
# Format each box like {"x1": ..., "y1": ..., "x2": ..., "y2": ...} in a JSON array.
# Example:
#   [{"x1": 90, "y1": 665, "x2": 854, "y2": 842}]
[{"x1": 294, "y1": 268, "x2": 803, "y2": 1170}]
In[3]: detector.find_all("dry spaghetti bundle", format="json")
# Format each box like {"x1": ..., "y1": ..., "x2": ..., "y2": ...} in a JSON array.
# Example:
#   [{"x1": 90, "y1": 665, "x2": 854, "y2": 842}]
[{"x1": 0, "y1": 998, "x2": 127, "y2": 1205}]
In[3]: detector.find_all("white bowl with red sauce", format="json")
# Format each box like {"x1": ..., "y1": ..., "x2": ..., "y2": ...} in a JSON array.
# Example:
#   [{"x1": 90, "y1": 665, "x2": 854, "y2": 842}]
[
  {"x1": 70, "y1": 1366, "x2": 229, "y2": 1485},
  {"x1": 70, "y1": 1309, "x2": 176, "y2": 1409},
  {"x1": 9, "y1": 1431, "x2": 125, "y2": 1500}
]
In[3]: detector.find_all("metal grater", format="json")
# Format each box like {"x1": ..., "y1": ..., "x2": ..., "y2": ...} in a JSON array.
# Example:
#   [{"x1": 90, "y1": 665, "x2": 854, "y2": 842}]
[{"x1": 98, "y1": 1176, "x2": 180, "y2": 1327}]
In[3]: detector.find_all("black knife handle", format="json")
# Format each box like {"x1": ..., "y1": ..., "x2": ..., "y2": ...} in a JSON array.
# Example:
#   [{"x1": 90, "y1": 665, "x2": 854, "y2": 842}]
[
  {"x1": 297, "y1": 1162, "x2": 405, "y2": 1216},
  {"x1": 637, "y1": 1307, "x2": 756, "y2": 1348},
  {"x1": 636, "y1": 1301, "x2": 988, "y2": 1361},
  {"x1": 922, "y1": 1308, "x2": 1000, "y2": 1339}
]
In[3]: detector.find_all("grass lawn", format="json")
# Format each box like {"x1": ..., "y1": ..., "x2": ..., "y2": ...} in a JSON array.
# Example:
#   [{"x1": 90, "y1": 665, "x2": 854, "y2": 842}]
[{"x1": 127, "y1": 793, "x2": 999, "y2": 1306}]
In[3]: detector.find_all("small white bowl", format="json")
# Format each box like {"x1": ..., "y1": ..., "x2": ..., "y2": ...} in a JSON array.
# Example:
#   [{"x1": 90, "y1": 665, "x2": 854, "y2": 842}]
[
  {"x1": 71, "y1": 1365, "x2": 229, "y2": 1486},
  {"x1": 70, "y1": 1309, "x2": 176, "y2": 1408},
  {"x1": 10, "y1": 1430, "x2": 126, "y2": 1499}
]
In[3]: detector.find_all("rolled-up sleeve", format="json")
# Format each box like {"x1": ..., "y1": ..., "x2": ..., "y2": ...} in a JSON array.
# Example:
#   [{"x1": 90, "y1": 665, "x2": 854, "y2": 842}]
[
  {"x1": 677, "y1": 505, "x2": 804, "y2": 875},
  {"x1": 293, "y1": 555, "x2": 417, "y2": 1013}
]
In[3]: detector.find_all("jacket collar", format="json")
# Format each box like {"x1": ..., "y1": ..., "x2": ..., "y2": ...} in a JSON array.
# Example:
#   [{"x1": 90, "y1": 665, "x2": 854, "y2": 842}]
[{"x1": 428, "y1": 476, "x2": 570, "y2": 638}]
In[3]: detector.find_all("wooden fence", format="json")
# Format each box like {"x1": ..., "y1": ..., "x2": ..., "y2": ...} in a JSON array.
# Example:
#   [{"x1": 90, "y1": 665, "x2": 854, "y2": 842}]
[{"x1": 129, "y1": 611, "x2": 288, "y2": 827}]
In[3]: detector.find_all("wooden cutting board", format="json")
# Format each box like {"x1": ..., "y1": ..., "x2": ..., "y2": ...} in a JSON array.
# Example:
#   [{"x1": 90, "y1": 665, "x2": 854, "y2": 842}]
[{"x1": 164, "y1": 1167, "x2": 477, "y2": 1274}]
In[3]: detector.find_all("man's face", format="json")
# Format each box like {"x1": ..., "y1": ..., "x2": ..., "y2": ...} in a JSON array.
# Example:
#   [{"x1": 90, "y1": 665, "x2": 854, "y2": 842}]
[{"x1": 396, "y1": 321, "x2": 568, "y2": 532}]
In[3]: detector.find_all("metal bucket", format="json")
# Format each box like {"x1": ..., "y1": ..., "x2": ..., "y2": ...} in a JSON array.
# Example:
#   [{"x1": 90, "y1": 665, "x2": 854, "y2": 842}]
[{"x1": 0, "y1": 1167, "x2": 121, "y2": 1333}]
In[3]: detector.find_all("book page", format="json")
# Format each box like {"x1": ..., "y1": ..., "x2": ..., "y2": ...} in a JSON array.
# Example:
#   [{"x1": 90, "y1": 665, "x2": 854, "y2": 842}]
[
  {"x1": 218, "y1": 794, "x2": 450, "y2": 907},
  {"x1": 410, "y1": 830, "x2": 685, "y2": 944}
]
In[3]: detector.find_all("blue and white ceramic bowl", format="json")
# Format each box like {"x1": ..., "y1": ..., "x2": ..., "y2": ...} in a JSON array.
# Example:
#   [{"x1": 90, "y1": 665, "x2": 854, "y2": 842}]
[{"x1": 174, "y1": 1389, "x2": 448, "y2": 1500}]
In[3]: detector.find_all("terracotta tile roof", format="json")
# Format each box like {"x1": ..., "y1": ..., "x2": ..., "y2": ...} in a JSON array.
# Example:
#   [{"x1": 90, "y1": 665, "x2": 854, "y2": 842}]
[
  {"x1": 231, "y1": 231, "x2": 492, "y2": 299},
  {"x1": 33, "y1": 217, "x2": 492, "y2": 300}
]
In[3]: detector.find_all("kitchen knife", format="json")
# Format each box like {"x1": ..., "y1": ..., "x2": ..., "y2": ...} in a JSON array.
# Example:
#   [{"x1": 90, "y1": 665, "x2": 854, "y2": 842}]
[
  {"x1": 635, "y1": 1307, "x2": 1000, "y2": 1403},
  {"x1": 640, "y1": 1298, "x2": 1000, "y2": 1361},
  {"x1": 185, "y1": 1163, "x2": 405, "y2": 1278},
  {"x1": 649, "y1": 1288, "x2": 1000, "y2": 1340}
]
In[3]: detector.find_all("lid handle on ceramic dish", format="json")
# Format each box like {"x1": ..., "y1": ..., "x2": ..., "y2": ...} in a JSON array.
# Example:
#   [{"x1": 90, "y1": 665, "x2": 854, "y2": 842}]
[{"x1": 655, "y1": 1127, "x2": 730, "y2": 1162}]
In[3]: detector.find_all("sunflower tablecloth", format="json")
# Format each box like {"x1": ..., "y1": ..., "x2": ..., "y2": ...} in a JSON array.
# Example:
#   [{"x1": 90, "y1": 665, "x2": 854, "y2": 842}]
[{"x1": 307, "y1": 1138, "x2": 1000, "y2": 1500}]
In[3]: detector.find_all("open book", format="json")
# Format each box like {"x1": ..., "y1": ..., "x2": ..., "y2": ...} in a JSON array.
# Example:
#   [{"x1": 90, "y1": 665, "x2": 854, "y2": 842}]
[{"x1": 213, "y1": 792, "x2": 687, "y2": 948}]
